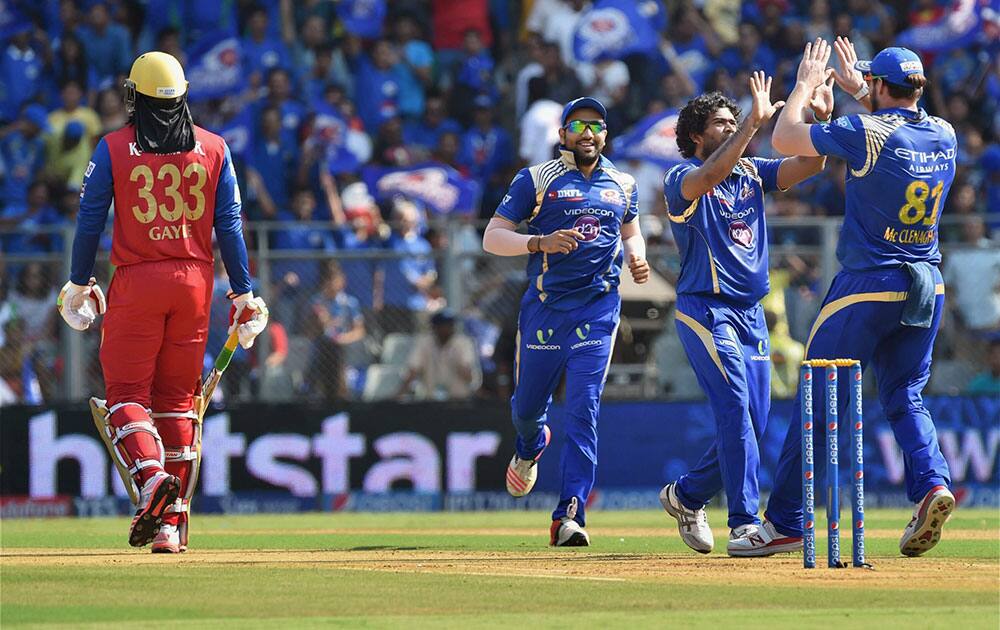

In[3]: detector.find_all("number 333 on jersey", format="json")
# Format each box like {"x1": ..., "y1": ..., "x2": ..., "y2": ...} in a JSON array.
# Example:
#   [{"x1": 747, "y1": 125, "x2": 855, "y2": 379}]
[{"x1": 82, "y1": 125, "x2": 238, "y2": 267}]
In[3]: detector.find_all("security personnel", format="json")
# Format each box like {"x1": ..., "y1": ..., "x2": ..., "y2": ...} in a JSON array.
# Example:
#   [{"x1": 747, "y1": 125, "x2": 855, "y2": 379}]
[
  {"x1": 482, "y1": 97, "x2": 649, "y2": 546},
  {"x1": 58, "y1": 52, "x2": 268, "y2": 553}
]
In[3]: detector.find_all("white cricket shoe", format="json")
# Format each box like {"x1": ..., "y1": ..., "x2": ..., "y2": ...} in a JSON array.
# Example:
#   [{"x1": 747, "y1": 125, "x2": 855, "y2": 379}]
[
  {"x1": 727, "y1": 521, "x2": 803, "y2": 557},
  {"x1": 899, "y1": 485, "x2": 955, "y2": 557},
  {"x1": 659, "y1": 482, "x2": 713, "y2": 554},
  {"x1": 151, "y1": 523, "x2": 181, "y2": 554},
  {"x1": 550, "y1": 518, "x2": 590, "y2": 547},
  {"x1": 505, "y1": 426, "x2": 551, "y2": 497}
]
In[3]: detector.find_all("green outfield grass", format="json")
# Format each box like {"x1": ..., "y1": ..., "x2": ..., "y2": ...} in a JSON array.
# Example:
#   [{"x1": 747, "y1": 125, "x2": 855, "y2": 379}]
[{"x1": 2, "y1": 508, "x2": 998, "y2": 628}]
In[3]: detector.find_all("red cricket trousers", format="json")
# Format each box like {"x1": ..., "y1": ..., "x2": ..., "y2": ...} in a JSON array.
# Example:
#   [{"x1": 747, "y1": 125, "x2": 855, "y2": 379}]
[{"x1": 101, "y1": 259, "x2": 213, "y2": 413}]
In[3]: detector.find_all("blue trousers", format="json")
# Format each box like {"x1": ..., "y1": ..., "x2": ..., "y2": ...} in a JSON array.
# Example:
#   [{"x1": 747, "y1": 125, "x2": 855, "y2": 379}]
[
  {"x1": 511, "y1": 291, "x2": 620, "y2": 526},
  {"x1": 765, "y1": 267, "x2": 951, "y2": 537},
  {"x1": 673, "y1": 294, "x2": 771, "y2": 528}
]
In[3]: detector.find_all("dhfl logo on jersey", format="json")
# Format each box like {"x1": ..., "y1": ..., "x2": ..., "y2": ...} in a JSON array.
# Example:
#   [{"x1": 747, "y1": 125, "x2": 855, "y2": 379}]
[
  {"x1": 728, "y1": 220, "x2": 753, "y2": 248},
  {"x1": 573, "y1": 216, "x2": 601, "y2": 242},
  {"x1": 600, "y1": 188, "x2": 624, "y2": 206},
  {"x1": 548, "y1": 188, "x2": 584, "y2": 201}
]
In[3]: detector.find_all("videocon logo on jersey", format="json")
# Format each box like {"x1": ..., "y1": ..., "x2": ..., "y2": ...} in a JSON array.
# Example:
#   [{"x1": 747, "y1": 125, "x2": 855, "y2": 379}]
[
  {"x1": 527, "y1": 328, "x2": 560, "y2": 351},
  {"x1": 571, "y1": 322, "x2": 602, "y2": 350}
]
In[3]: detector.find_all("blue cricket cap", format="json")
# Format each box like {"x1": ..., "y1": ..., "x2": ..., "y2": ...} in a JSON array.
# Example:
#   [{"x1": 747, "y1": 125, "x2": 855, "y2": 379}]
[
  {"x1": 855, "y1": 47, "x2": 923, "y2": 88},
  {"x1": 561, "y1": 97, "x2": 607, "y2": 126},
  {"x1": 23, "y1": 104, "x2": 51, "y2": 132}
]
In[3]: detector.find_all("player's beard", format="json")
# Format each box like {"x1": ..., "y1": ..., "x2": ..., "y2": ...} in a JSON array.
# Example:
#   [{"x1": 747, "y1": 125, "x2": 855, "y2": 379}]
[{"x1": 571, "y1": 140, "x2": 602, "y2": 166}]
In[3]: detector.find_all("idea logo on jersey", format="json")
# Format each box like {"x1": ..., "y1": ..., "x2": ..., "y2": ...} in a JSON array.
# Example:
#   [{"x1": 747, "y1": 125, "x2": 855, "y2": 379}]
[
  {"x1": 728, "y1": 220, "x2": 753, "y2": 249},
  {"x1": 573, "y1": 216, "x2": 601, "y2": 242}
]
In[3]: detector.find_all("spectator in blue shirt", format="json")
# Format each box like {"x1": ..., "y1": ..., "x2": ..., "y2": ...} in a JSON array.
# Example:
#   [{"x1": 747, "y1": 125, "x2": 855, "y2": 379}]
[
  {"x1": 256, "y1": 67, "x2": 305, "y2": 148},
  {"x1": 720, "y1": 23, "x2": 777, "y2": 78},
  {"x1": 77, "y1": 2, "x2": 132, "y2": 89},
  {"x1": 354, "y1": 39, "x2": 406, "y2": 133},
  {"x1": 403, "y1": 92, "x2": 461, "y2": 154},
  {"x1": 668, "y1": 7, "x2": 721, "y2": 92},
  {"x1": 0, "y1": 181, "x2": 62, "y2": 254},
  {"x1": 451, "y1": 28, "x2": 495, "y2": 125},
  {"x1": 305, "y1": 261, "x2": 366, "y2": 400},
  {"x1": 270, "y1": 189, "x2": 337, "y2": 295},
  {"x1": 380, "y1": 199, "x2": 436, "y2": 333},
  {"x1": 242, "y1": 4, "x2": 291, "y2": 90},
  {"x1": 1, "y1": 104, "x2": 49, "y2": 207},
  {"x1": 1, "y1": 24, "x2": 44, "y2": 122},
  {"x1": 302, "y1": 44, "x2": 353, "y2": 109},
  {"x1": 460, "y1": 94, "x2": 512, "y2": 215},
  {"x1": 246, "y1": 106, "x2": 296, "y2": 220},
  {"x1": 393, "y1": 13, "x2": 434, "y2": 89},
  {"x1": 183, "y1": 0, "x2": 238, "y2": 48}
]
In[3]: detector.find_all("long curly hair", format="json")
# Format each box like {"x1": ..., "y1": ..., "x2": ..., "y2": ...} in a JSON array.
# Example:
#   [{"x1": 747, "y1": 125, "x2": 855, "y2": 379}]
[{"x1": 675, "y1": 92, "x2": 741, "y2": 159}]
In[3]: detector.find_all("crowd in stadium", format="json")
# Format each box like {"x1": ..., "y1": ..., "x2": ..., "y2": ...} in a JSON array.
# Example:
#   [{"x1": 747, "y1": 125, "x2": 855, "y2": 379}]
[{"x1": 0, "y1": 0, "x2": 998, "y2": 405}]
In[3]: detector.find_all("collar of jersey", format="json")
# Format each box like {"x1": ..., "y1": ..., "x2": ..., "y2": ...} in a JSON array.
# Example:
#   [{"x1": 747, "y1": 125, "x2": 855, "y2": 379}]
[
  {"x1": 873, "y1": 106, "x2": 926, "y2": 121},
  {"x1": 558, "y1": 147, "x2": 611, "y2": 173}
]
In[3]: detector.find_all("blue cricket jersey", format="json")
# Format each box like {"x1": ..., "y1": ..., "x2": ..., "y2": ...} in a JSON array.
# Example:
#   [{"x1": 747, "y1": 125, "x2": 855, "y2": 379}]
[
  {"x1": 810, "y1": 107, "x2": 957, "y2": 270},
  {"x1": 663, "y1": 156, "x2": 783, "y2": 304},
  {"x1": 495, "y1": 150, "x2": 638, "y2": 311}
]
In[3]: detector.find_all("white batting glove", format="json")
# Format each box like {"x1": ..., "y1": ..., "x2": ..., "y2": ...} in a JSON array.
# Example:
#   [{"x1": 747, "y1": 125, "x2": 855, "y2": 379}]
[
  {"x1": 227, "y1": 291, "x2": 269, "y2": 349},
  {"x1": 57, "y1": 278, "x2": 106, "y2": 331}
]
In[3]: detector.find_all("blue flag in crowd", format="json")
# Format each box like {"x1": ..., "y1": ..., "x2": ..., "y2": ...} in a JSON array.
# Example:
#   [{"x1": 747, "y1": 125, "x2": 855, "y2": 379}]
[
  {"x1": 362, "y1": 163, "x2": 482, "y2": 215},
  {"x1": 185, "y1": 32, "x2": 244, "y2": 102},
  {"x1": 214, "y1": 108, "x2": 254, "y2": 159},
  {"x1": 612, "y1": 108, "x2": 683, "y2": 169},
  {"x1": 573, "y1": 0, "x2": 665, "y2": 63},
  {"x1": 310, "y1": 104, "x2": 359, "y2": 175},
  {"x1": 896, "y1": 0, "x2": 988, "y2": 52},
  {"x1": 337, "y1": 0, "x2": 386, "y2": 39}
]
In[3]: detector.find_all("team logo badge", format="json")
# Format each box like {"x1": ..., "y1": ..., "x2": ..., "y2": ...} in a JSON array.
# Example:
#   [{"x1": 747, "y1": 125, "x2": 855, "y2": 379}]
[
  {"x1": 573, "y1": 216, "x2": 601, "y2": 242},
  {"x1": 728, "y1": 220, "x2": 753, "y2": 249},
  {"x1": 600, "y1": 188, "x2": 624, "y2": 206}
]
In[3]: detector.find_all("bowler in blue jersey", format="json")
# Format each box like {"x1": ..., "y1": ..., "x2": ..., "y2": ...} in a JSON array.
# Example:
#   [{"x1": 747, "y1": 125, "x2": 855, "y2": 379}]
[
  {"x1": 482, "y1": 97, "x2": 650, "y2": 546},
  {"x1": 659, "y1": 71, "x2": 832, "y2": 557},
  {"x1": 758, "y1": 39, "x2": 958, "y2": 558}
]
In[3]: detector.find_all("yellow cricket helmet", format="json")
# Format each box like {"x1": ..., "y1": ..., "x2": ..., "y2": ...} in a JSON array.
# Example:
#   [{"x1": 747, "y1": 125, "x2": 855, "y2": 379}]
[{"x1": 124, "y1": 51, "x2": 187, "y2": 112}]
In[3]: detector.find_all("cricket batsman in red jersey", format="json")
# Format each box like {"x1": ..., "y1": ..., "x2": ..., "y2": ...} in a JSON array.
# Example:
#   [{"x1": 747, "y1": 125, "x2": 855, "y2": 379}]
[{"x1": 57, "y1": 52, "x2": 268, "y2": 553}]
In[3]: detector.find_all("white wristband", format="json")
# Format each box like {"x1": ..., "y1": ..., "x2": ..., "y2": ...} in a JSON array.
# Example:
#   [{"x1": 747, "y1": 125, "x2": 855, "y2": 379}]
[{"x1": 852, "y1": 84, "x2": 869, "y2": 100}]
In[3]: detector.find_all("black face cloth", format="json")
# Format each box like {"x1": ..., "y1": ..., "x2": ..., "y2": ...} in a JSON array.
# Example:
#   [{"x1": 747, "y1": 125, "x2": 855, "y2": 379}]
[{"x1": 132, "y1": 93, "x2": 195, "y2": 154}]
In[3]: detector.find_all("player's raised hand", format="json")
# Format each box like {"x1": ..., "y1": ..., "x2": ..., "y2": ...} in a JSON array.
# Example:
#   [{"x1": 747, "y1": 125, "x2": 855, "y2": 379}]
[
  {"x1": 809, "y1": 69, "x2": 836, "y2": 122},
  {"x1": 796, "y1": 38, "x2": 832, "y2": 90},
  {"x1": 628, "y1": 253, "x2": 650, "y2": 284},
  {"x1": 748, "y1": 70, "x2": 785, "y2": 128},
  {"x1": 831, "y1": 36, "x2": 865, "y2": 97},
  {"x1": 539, "y1": 229, "x2": 585, "y2": 254}
]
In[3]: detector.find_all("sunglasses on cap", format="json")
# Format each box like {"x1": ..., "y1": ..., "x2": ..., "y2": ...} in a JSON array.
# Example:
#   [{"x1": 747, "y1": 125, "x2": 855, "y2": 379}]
[{"x1": 564, "y1": 120, "x2": 607, "y2": 134}]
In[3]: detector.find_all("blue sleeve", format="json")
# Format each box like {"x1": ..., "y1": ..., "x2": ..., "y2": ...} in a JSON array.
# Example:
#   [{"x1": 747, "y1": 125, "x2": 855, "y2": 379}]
[
  {"x1": 809, "y1": 115, "x2": 868, "y2": 171},
  {"x1": 662, "y1": 162, "x2": 699, "y2": 223},
  {"x1": 70, "y1": 139, "x2": 114, "y2": 285},
  {"x1": 752, "y1": 157, "x2": 784, "y2": 193},
  {"x1": 214, "y1": 142, "x2": 253, "y2": 295},
  {"x1": 494, "y1": 168, "x2": 536, "y2": 223},
  {"x1": 624, "y1": 178, "x2": 640, "y2": 223}
]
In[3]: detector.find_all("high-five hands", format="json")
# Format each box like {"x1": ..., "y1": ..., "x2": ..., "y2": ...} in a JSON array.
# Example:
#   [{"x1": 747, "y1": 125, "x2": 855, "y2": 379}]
[
  {"x1": 796, "y1": 38, "x2": 833, "y2": 90},
  {"x1": 830, "y1": 36, "x2": 865, "y2": 97},
  {"x1": 748, "y1": 70, "x2": 785, "y2": 128}
]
